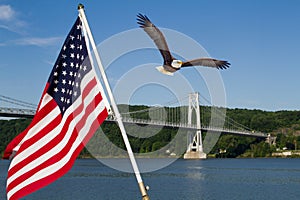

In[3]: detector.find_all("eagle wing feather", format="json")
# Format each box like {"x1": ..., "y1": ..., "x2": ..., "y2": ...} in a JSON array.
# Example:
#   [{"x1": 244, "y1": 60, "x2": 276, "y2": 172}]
[
  {"x1": 137, "y1": 13, "x2": 173, "y2": 65},
  {"x1": 181, "y1": 58, "x2": 230, "y2": 70}
]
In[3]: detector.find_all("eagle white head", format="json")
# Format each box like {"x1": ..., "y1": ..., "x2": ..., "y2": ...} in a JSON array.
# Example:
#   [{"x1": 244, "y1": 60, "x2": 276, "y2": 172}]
[{"x1": 171, "y1": 60, "x2": 183, "y2": 69}]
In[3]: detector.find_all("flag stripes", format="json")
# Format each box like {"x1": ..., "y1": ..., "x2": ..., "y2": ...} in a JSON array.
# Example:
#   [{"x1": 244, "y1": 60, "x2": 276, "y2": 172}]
[
  {"x1": 5, "y1": 16, "x2": 109, "y2": 199},
  {"x1": 7, "y1": 72, "x2": 108, "y2": 199}
]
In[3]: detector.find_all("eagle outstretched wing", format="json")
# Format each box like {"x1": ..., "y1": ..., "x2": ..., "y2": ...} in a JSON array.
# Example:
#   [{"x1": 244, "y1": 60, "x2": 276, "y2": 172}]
[
  {"x1": 182, "y1": 58, "x2": 230, "y2": 70},
  {"x1": 137, "y1": 13, "x2": 173, "y2": 65}
]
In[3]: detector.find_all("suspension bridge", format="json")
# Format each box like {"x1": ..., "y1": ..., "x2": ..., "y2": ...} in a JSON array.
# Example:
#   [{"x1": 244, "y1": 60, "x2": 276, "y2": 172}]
[{"x1": 0, "y1": 93, "x2": 273, "y2": 159}]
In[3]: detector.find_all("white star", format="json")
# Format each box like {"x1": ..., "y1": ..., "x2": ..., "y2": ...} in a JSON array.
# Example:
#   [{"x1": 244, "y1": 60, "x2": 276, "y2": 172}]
[
  {"x1": 70, "y1": 53, "x2": 75, "y2": 58},
  {"x1": 70, "y1": 62, "x2": 74, "y2": 68},
  {"x1": 83, "y1": 66, "x2": 87, "y2": 71},
  {"x1": 54, "y1": 87, "x2": 58, "y2": 92},
  {"x1": 70, "y1": 35, "x2": 75, "y2": 40},
  {"x1": 61, "y1": 97, "x2": 65, "y2": 102},
  {"x1": 54, "y1": 72, "x2": 58, "y2": 76},
  {"x1": 62, "y1": 54, "x2": 67, "y2": 59},
  {"x1": 70, "y1": 71, "x2": 73, "y2": 77},
  {"x1": 74, "y1": 91, "x2": 77, "y2": 97},
  {"x1": 68, "y1": 80, "x2": 72, "y2": 85},
  {"x1": 61, "y1": 88, "x2": 66, "y2": 93},
  {"x1": 63, "y1": 45, "x2": 67, "y2": 51},
  {"x1": 54, "y1": 80, "x2": 59, "y2": 84},
  {"x1": 70, "y1": 44, "x2": 75, "y2": 49},
  {"x1": 62, "y1": 79, "x2": 66, "y2": 85},
  {"x1": 75, "y1": 82, "x2": 79, "y2": 88},
  {"x1": 62, "y1": 62, "x2": 67, "y2": 67},
  {"x1": 62, "y1": 71, "x2": 67, "y2": 76}
]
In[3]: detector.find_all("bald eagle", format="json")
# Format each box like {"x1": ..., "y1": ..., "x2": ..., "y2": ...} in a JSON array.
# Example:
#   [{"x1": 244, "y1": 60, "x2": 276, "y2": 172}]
[{"x1": 137, "y1": 14, "x2": 230, "y2": 76}]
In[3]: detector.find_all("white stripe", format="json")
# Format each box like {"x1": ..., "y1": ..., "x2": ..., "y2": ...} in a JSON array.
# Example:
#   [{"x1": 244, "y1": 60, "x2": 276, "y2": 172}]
[
  {"x1": 10, "y1": 95, "x2": 61, "y2": 166},
  {"x1": 7, "y1": 83, "x2": 99, "y2": 185},
  {"x1": 7, "y1": 96, "x2": 106, "y2": 199},
  {"x1": 7, "y1": 72, "x2": 105, "y2": 191},
  {"x1": 8, "y1": 71, "x2": 95, "y2": 169},
  {"x1": 38, "y1": 93, "x2": 52, "y2": 112}
]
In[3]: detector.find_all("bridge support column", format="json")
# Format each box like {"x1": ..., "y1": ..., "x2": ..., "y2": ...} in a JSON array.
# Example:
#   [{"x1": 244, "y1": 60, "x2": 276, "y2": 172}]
[
  {"x1": 266, "y1": 134, "x2": 276, "y2": 145},
  {"x1": 184, "y1": 92, "x2": 207, "y2": 159}
]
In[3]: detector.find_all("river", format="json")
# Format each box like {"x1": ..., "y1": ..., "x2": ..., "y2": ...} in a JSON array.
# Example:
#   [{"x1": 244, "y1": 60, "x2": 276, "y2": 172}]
[{"x1": 1, "y1": 158, "x2": 300, "y2": 199}]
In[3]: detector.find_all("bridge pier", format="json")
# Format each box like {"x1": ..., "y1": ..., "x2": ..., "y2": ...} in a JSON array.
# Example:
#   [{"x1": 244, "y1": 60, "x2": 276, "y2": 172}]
[
  {"x1": 183, "y1": 93, "x2": 207, "y2": 159},
  {"x1": 266, "y1": 134, "x2": 276, "y2": 145}
]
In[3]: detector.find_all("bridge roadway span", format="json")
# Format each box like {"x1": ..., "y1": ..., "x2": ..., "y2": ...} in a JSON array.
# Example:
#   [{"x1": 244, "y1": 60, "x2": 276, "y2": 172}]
[
  {"x1": 0, "y1": 107, "x2": 267, "y2": 138},
  {"x1": 105, "y1": 116, "x2": 267, "y2": 138}
]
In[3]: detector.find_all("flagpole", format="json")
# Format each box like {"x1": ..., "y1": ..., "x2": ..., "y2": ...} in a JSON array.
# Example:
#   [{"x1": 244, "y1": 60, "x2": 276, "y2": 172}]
[{"x1": 77, "y1": 4, "x2": 150, "y2": 200}]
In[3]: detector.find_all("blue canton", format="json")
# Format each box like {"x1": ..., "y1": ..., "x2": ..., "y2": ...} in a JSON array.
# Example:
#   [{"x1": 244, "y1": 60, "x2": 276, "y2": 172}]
[{"x1": 47, "y1": 17, "x2": 92, "y2": 115}]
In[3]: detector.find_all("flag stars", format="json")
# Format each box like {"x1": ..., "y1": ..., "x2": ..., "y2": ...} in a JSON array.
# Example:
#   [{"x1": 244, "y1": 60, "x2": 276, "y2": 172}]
[{"x1": 46, "y1": 19, "x2": 93, "y2": 115}]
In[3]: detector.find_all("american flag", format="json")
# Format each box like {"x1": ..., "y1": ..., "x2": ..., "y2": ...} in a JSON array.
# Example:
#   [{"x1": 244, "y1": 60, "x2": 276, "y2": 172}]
[{"x1": 4, "y1": 16, "x2": 110, "y2": 200}]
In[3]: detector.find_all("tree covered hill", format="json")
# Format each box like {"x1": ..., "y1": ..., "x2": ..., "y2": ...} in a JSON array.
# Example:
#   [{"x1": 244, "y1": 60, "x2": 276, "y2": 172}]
[{"x1": 1, "y1": 106, "x2": 300, "y2": 158}]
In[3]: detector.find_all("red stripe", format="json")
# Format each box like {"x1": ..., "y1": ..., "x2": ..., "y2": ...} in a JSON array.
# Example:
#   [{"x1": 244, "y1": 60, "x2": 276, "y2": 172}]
[
  {"x1": 7, "y1": 79, "x2": 97, "y2": 186},
  {"x1": 10, "y1": 107, "x2": 107, "y2": 200},
  {"x1": 7, "y1": 78, "x2": 107, "y2": 198},
  {"x1": 3, "y1": 86, "x2": 53, "y2": 159},
  {"x1": 9, "y1": 94, "x2": 107, "y2": 200},
  {"x1": 8, "y1": 78, "x2": 97, "y2": 176}
]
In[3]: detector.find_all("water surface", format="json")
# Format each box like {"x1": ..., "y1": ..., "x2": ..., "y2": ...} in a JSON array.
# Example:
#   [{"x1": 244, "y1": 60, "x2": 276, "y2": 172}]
[{"x1": 1, "y1": 158, "x2": 300, "y2": 199}]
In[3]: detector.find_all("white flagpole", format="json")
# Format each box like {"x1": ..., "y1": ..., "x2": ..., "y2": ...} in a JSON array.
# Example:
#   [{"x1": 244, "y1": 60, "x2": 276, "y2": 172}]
[{"x1": 78, "y1": 4, "x2": 150, "y2": 200}]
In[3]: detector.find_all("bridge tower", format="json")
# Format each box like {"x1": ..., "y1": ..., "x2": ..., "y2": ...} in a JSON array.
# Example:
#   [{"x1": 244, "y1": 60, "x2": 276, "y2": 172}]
[{"x1": 183, "y1": 92, "x2": 207, "y2": 159}]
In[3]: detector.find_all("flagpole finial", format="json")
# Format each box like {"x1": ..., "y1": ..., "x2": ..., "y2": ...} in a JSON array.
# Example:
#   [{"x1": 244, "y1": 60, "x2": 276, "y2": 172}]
[{"x1": 78, "y1": 3, "x2": 84, "y2": 10}]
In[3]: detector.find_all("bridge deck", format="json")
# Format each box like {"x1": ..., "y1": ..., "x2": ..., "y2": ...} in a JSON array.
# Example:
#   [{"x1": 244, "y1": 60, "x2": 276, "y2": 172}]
[{"x1": 0, "y1": 107, "x2": 267, "y2": 138}]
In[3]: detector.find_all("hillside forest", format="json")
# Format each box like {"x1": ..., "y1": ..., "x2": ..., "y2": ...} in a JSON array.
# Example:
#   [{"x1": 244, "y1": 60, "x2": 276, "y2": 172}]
[{"x1": 1, "y1": 105, "x2": 300, "y2": 158}]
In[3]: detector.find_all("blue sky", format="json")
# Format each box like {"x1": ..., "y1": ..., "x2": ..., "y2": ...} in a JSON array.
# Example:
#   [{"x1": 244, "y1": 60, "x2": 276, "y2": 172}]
[{"x1": 0, "y1": 0, "x2": 300, "y2": 111}]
